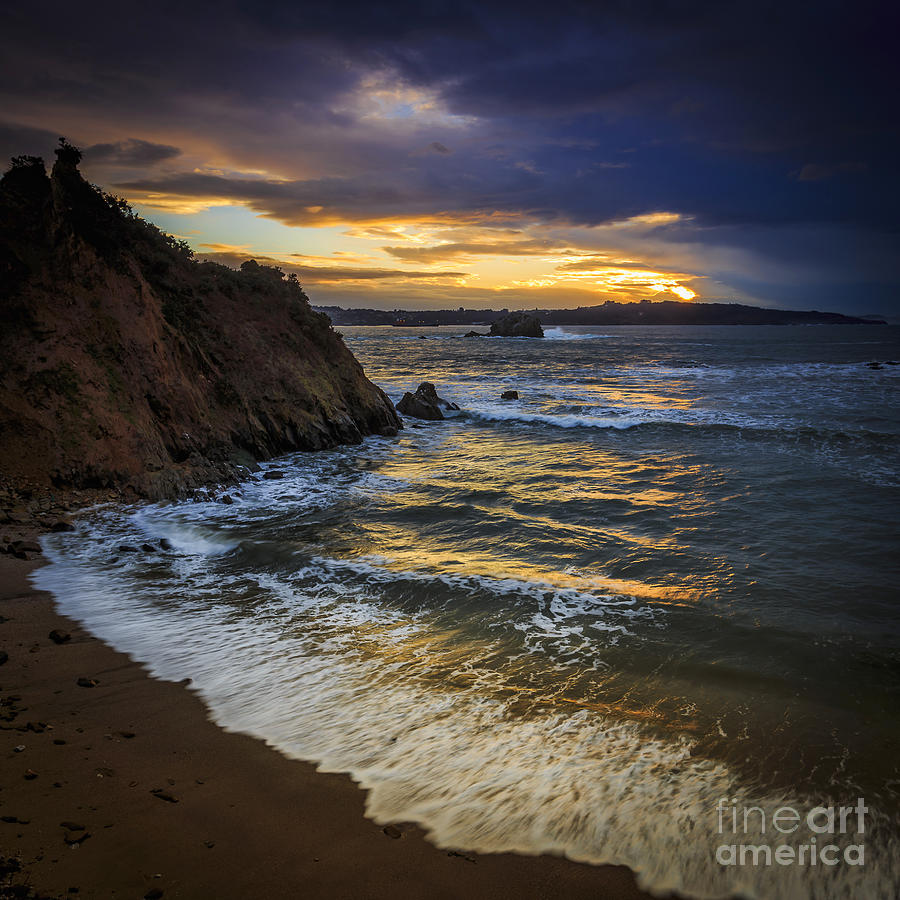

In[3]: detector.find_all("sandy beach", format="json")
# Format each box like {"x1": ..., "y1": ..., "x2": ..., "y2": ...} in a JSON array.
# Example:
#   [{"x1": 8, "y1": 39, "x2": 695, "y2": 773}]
[{"x1": 0, "y1": 544, "x2": 659, "y2": 900}]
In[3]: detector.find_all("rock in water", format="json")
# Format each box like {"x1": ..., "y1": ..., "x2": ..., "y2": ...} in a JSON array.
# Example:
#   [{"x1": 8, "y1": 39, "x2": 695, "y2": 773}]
[
  {"x1": 397, "y1": 393, "x2": 443, "y2": 420},
  {"x1": 489, "y1": 311, "x2": 544, "y2": 337},
  {"x1": 500, "y1": 390, "x2": 519, "y2": 400},
  {"x1": 396, "y1": 382, "x2": 460, "y2": 420},
  {"x1": 0, "y1": 142, "x2": 401, "y2": 500},
  {"x1": 416, "y1": 382, "x2": 460, "y2": 411}
]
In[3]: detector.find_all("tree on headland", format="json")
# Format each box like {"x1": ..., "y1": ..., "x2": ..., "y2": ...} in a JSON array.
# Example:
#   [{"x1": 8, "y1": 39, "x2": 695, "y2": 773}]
[
  {"x1": 55, "y1": 137, "x2": 82, "y2": 167},
  {"x1": 9, "y1": 154, "x2": 44, "y2": 171}
]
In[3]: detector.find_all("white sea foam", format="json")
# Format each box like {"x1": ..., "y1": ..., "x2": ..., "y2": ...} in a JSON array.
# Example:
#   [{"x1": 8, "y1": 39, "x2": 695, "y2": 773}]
[
  {"x1": 541, "y1": 327, "x2": 612, "y2": 341},
  {"x1": 463, "y1": 403, "x2": 781, "y2": 432},
  {"x1": 32, "y1": 528, "x2": 900, "y2": 900}
]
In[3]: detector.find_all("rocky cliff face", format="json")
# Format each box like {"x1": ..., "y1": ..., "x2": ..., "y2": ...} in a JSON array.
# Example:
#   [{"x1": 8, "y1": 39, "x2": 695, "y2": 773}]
[{"x1": 0, "y1": 142, "x2": 400, "y2": 500}]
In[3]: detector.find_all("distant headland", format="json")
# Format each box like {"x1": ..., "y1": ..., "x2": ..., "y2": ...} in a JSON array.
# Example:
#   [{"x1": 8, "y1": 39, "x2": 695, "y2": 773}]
[{"x1": 315, "y1": 301, "x2": 886, "y2": 328}]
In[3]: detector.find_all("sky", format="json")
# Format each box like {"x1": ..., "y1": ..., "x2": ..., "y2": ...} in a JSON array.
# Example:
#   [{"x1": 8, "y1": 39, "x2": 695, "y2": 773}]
[{"x1": 1, "y1": 0, "x2": 897, "y2": 314}]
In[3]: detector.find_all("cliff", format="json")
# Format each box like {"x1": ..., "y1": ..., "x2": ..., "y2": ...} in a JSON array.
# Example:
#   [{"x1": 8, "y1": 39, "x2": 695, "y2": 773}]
[{"x1": 0, "y1": 142, "x2": 400, "y2": 500}]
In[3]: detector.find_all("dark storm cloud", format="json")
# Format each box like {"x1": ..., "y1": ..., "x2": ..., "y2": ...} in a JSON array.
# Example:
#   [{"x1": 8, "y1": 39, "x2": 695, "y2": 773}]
[
  {"x1": 382, "y1": 240, "x2": 568, "y2": 263},
  {"x1": 85, "y1": 139, "x2": 181, "y2": 166},
  {"x1": 1, "y1": 0, "x2": 897, "y2": 312},
  {"x1": 116, "y1": 162, "x2": 553, "y2": 226},
  {"x1": 196, "y1": 250, "x2": 467, "y2": 282},
  {"x1": 0, "y1": 122, "x2": 61, "y2": 165}
]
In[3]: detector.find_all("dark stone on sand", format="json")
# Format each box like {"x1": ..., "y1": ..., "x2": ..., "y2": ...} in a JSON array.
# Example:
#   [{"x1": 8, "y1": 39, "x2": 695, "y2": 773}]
[
  {"x1": 63, "y1": 831, "x2": 90, "y2": 846},
  {"x1": 383, "y1": 825, "x2": 402, "y2": 839},
  {"x1": 12, "y1": 540, "x2": 41, "y2": 553},
  {"x1": 50, "y1": 520, "x2": 75, "y2": 532},
  {"x1": 23, "y1": 769, "x2": 38, "y2": 780},
  {"x1": 263, "y1": 470, "x2": 285, "y2": 479},
  {"x1": 76, "y1": 677, "x2": 99, "y2": 688},
  {"x1": 397, "y1": 382, "x2": 459, "y2": 420},
  {"x1": 500, "y1": 390, "x2": 519, "y2": 400},
  {"x1": 0, "y1": 651, "x2": 8, "y2": 665},
  {"x1": 490, "y1": 311, "x2": 544, "y2": 337},
  {"x1": 150, "y1": 789, "x2": 178, "y2": 803},
  {"x1": 144, "y1": 889, "x2": 164, "y2": 899},
  {"x1": 60, "y1": 821, "x2": 85, "y2": 831},
  {"x1": 49, "y1": 629, "x2": 71, "y2": 644}
]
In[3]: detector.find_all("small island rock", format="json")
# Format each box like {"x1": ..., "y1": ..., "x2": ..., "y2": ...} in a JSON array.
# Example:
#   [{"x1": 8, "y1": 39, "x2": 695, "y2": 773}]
[{"x1": 489, "y1": 312, "x2": 544, "y2": 337}]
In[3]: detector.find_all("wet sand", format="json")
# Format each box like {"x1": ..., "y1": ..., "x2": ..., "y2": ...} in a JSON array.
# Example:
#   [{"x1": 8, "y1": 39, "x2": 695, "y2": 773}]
[{"x1": 0, "y1": 549, "x2": 663, "y2": 900}]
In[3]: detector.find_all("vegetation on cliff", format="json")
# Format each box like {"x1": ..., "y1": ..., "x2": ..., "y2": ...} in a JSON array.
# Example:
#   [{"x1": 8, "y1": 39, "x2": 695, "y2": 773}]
[{"x1": 0, "y1": 140, "x2": 400, "y2": 499}]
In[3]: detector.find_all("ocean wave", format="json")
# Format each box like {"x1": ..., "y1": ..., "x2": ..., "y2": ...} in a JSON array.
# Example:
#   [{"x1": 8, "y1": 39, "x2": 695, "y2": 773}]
[
  {"x1": 462, "y1": 404, "x2": 900, "y2": 441},
  {"x1": 541, "y1": 327, "x2": 612, "y2": 341},
  {"x1": 303, "y1": 554, "x2": 651, "y2": 646},
  {"x1": 32, "y1": 535, "x2": 900, "y2": 900}
]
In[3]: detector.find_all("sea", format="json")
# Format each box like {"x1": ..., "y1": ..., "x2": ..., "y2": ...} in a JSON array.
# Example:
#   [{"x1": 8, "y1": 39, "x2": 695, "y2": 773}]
[{"x1": 35, "y1": 324, "x2": 900, "y2": 899}]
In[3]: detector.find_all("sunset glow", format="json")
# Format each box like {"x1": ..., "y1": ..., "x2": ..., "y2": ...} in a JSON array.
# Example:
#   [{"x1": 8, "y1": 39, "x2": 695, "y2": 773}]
[{"x1": 1, "y1": 0, "x2": 893, "y2": 315}]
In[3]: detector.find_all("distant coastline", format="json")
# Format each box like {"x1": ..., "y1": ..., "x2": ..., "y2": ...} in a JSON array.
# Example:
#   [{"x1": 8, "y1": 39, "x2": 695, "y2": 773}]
[{"x1": 315, "y1": 300, "x2": 886, "y2": 328}]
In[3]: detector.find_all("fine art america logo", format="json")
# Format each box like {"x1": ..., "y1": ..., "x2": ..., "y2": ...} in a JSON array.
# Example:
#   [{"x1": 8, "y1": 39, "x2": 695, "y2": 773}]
[{"x1": 715, "y1": 798, "x2": 867, "y2": 867}]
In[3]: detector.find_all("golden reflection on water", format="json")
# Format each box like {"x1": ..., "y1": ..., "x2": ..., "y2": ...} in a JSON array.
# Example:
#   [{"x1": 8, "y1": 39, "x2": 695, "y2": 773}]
[
  {"x1": 329, "y1": 611, "x2": 703, "y2": 739},
  {"x1": 298, "y1": 377, "x2": 741, "y2": 745},
  {"x1": 592, "y1": 382, "x2": 695, "y2": 410},
  {"x1": 337, "y1": 427, "x2": 729, "y2": 611}
]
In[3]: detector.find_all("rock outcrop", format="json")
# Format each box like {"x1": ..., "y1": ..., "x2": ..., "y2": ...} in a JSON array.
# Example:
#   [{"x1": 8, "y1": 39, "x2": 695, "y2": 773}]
[
  {"x1": 489, "y1": 312, "x2": 544, "y2": 337},
  {"x1": 0, "y1": 141, "x2": 401, "y2": 499},
  {"x1": 396, "y1": 382, "x2": 459, "y2": 420}
]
